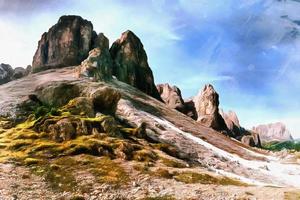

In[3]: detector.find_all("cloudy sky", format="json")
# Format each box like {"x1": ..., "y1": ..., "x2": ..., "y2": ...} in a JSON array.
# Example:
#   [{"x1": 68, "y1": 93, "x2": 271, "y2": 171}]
[{"x1": 1, "y1": 0, "x2": 300, "y2": 138}]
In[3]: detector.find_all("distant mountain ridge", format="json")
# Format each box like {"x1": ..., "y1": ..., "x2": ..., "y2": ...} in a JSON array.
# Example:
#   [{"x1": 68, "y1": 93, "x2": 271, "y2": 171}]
[{"x1": 253, "y1": 122, "x2": 294, "y2": 143}]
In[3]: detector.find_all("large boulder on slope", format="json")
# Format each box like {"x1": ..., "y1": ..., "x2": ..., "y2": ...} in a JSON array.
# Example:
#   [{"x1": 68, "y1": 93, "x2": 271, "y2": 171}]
[
  {"x1": 110, "y1": 30, "x2": 161, "y2": 100},
  {"x1": 12, "y1": 67, "x2": 27, "y2": 80},
  {"x1": 0, "y1": 63, "x2": 13, "y2": 85},
  {"x1": 194, "y1": 84, "x2": 228, "y2": 132},
  {"x1": 252, "y1": 122, "x2": 294, "y2": 143},
  {"x1": 89, "y1": 86, "x2": 121, "y2": 114},
  {"x1": 32, "y1": 15, "x2": 94, "y2": 72},
  {"x1": 241, "y1": 132, "x2": 261, "y2": 147},
  {"x1": 156, "y1": 83, "x2": 185, "y2": 111}
]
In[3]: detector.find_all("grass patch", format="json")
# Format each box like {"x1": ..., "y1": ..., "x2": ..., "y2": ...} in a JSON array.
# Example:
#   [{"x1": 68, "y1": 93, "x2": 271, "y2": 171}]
[
  {"x1": 161, "y1": 157, "x2": 186, "y2": 168},
  {"x1": 284, "y1": 191, "x2": 300, "y2": 200},
  {"x1": 142, "y1": 195, "x2": 176, "y2": 200},
  {"x1": 174, "y1": 172, "x2": 248, "y2": 186},
  {"x1": 263, "y1": 141, "x2": 300, "y2": 151}
]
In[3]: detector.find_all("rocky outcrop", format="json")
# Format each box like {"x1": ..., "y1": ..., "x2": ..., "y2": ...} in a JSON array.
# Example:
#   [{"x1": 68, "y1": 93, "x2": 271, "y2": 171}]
[
  {"x1": 183, "y1": 98, "x2": 198, "y2": 120},
  {"x1": 0, "y1": 63, "x2": 13, "y2": 85},
  {"x1": 11, "y1": 67, "x2": 26, "y2": 80},
  {"x1": 110, "y1": 30, "x2": 161, "y2": 100},
  {"x1": 32, "y1": 15, "x2": 94, "y2": 72},
  {"x1": 194, "y1": 84, "x2": 228, "y2": 132},
  {"x1": 252, "y1": 122, "x2": 294, "y2": 143},
  {"x1": 92, "y1": 32, "x2": 109, "y2": 50},
  {"x1": 76, "y1": 34, "x2": 113, "y2": 81},
  {"x1": 156, "y1": 83, "x2": 185, "y2": 111},
  {"x1": 220, "y1": 110, "x2": 241, "y2": 137},
  {"x1": 241, "y1": 132, "x2": 262, "y2": 147},
  {"x1": 0, "y1": 64, "x2": 28, "y2": 85}
]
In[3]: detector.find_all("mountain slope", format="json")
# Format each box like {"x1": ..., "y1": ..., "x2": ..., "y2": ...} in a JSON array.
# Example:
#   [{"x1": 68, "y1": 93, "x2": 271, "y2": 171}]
[{"x1": 1, "y1": 67, "x2": 300, "y2": 195}]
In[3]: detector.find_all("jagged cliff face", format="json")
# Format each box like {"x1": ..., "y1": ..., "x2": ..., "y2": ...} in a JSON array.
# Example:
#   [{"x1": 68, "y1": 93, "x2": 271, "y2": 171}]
[
  {"x1": 110, "y1": 31, "x2": 161, "y2": 100},
  {"x1": 253, "y1": 122, "x2": 294, "y2": 143},
  {"x1": 32, "y1": 15, "x2": 95, "y2": 72}
]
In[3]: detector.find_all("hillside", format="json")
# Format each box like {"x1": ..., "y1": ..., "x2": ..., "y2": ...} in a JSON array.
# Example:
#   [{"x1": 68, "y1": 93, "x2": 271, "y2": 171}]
[{"x1": 0, "y1": 15, "x2": 300, "y2": 200}]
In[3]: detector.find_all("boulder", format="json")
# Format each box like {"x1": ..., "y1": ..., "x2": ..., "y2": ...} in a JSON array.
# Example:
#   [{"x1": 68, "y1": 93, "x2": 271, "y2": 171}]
[
  {"x1": 32, "y1": 15, "x2": 94, "y2": 72},
  {"x1": 241, "y1": 132, "x2": 261, "y2": 147},
  {"x1": 49, "y1": 118, "x2": 76, "y2": 142},
  {"x1": 89, "y1": 86, "x2": 121, "y2": 114},
  {"x1": 252, "y1": 122, "x2": 294, "y2": 143},
  {"x1": 76, "y1": 47, "x2": 113, "y2": 81},
  {"x1": 12, "y1": 67, "x2": 26, "y2": 80},
  {"x1": 194, "y1": 84, "x2": 228, "y2": 132},
  {"x1": 110, "y1": 30, "x2": 161, "y2": 100},
  {"x1": 0, "y1": 63, "x2": 13, "y2": 85},
  {"x1": 35, "y1": 81, "x2": 80, "y2": 107},
  {"x1": 156, "y1": 83, "x2": 185, "y2": 111}
]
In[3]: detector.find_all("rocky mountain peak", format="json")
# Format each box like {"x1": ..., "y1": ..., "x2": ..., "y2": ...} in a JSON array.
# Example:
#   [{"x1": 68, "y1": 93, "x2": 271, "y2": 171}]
[
  {"x1": 110, "y1": 30, "x2": 161, "y2": 100},
  {"x1": 32, "y1": 15, "x2": 94, "y2": 72}
]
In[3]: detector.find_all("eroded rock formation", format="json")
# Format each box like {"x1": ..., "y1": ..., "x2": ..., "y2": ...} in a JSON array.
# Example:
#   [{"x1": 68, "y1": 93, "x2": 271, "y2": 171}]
[
  {"x1": 110, "y1": 30, "x2": 161, "y2": 100},
  {"x1": 194, "y1": 84, "x2": 228, "y2": 132},
  {"x1": 32, "y1": 15, "x2": 94, "y2": 72},
  {"x1": 76, "y1": 47, "x2": 113, "y2": 81},
  {"x1": 156, "y1": 83, "x2": 185, "y2": 111}
]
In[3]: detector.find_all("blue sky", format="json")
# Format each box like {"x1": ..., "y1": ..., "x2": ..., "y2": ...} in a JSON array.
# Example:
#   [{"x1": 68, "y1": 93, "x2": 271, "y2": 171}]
[{"x1": 0, "y1": 0, "x2": 300, "y2": 138}]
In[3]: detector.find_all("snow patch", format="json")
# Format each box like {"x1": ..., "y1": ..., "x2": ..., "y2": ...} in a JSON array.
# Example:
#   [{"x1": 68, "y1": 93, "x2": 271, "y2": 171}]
[{"x1": 144, "y1": 112, "x2": 300, "y2": 187}]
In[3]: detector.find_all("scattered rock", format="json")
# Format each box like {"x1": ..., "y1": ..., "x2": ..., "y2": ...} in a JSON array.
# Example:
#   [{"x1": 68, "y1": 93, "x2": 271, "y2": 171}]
[
  {"x1": 194, "y1": 84, "x2": 228, "y2": 132},
  {"x1": 110, "y1": 30, "x2": 161, "y2": 100},
  {"x1": 32, "y1": 15, "x2": 94, "y2": 72},
  {"x1": 0, "y1": 63, "x2": 13, "y2": 85}
]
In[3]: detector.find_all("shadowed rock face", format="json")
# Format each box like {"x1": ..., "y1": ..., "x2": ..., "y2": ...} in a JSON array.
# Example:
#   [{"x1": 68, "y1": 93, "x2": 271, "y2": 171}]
[
  {"x1": 194, "y1": 84, "x2": 228, "y2": 132},
  {"x1": 220, "y1": 110, "x2": 241, "y2": 137},
  {"x1": 110, "y1": 30, "x2": 161, "y2": 100},
  {"x1": 0, "y1": 63, "x2": 13, "y2": 85},
  {"x1": 32, "y1": 15, "x2": 94, "y2": 72},
  {"x1": 157, "y1": 83, "x2": 185, "y2": 111},
  {"x1": 253, "y1": 122, "x2": 294, "y2": 143}
]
